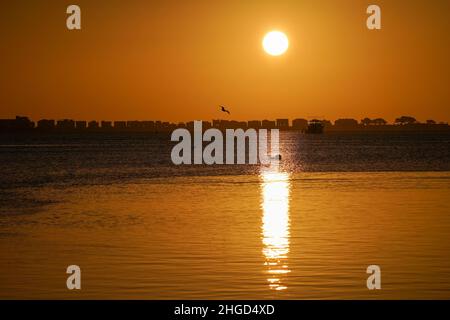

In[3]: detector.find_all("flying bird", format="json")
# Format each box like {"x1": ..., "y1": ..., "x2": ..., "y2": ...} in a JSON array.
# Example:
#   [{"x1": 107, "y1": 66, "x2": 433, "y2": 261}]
[{"x1": 220, "y1": 105, "x2": 230, "y2": 114}]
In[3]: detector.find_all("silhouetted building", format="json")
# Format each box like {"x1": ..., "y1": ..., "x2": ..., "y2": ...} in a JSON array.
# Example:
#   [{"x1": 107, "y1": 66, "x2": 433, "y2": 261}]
[
  {"x1": 162, "y1": 122, "x2": 171, "y2": 131},
  {"x1": 0, "y1": 116, "x2": 34, "y2": 132},
  {"x1": 334, "y1": 118, "x2": 359, "y2": 128},
  {"x1": 127, "y1": 121, "x2": 142, "y2": 130},
  {"x1": 306, "y1": 119, "x2": 324, "y2": 134},
  {"x1": 142, "y1": 121, "x2": 155, "y2": 131},
  {"x1": 261, "y1": 120, "x2": 276, "y2": 129},
  {"x1": 75, "y1": 121, "x2": 87, "y2": 130},
  {"x1": 276, "y1": 119, "x2": 289, "y2": 130},
  {"x1": 114, "y1": 121, "x2": 127, "y2": 130},
  {"x1": 292, "y1": 118, "x2": 308, "y2": 131},
  {"x1": 155, "y1": 121, "x2": 163, "y2": 132},
  {"x1": 37, "y1": 119, "x2": 55, "y2": 130},
  {"x1": 169, "y1": 123, "x2": 177, "y2": 131},
  {"x1": 203, "y1": 121, "x2": 212, "y2": 130},
  {"x1": 221, "y1": 120, "x2": 231, "y2": 129},
  {"x1": 16, "y1": 116, "x2": 34, "y2": 129},
  {"x1": 4, "y1": 115, "x2": 450, "y2": 135},
  {"x1": 101, "y1": 121, "x2": 112, "y2": 129},
  {"x1": 248, "y1": 120, "x2": 261, "y2": 129},
  {"x1": 212, "y1": 120, "x2": 230, "y2": 130},
  {"x1": 189, "y1": 120, "x2": 229, "y2": 131},
  {"x1": 238, "y1": 121, "x2": 247, "y2": 129},
  {"x1": 186, "y1": 121, "x2": 194, "y2": 131},
  {"x1": 56, "y1": 119, "x2": 75, "y2": 130},
  {"x1": 322, "y1": 120, "x2": 333, "y2": 129},
  {"x1": 88, "y1": 121, "x2": 99, "y2": 129}
]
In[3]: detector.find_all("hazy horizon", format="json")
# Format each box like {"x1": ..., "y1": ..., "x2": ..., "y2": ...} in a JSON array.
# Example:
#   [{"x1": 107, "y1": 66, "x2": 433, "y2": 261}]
[{"x1": 2, "y1": 113, "x2": 448, "y2": 124}]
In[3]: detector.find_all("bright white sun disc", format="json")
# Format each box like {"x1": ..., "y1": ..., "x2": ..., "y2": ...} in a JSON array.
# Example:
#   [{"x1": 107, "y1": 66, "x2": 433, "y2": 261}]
[{"x1": 263, "y1": 31, "x2": 289, "y2": 56}]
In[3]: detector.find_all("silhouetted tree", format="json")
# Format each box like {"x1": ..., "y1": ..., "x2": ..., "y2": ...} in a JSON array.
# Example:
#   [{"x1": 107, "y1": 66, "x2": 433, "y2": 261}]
[
  {"x1": 373, "y1": 118, "x2": 387, "y2": 125},
  {"x1": 361, "y1": 118, "x2": 372, "y2": 126},
  {"x1": 395, "y1": 116, "x2": 417, "y2": 125},
  {"x1": 426, "y1": 120, "x2": 436, "y2": 125},
  {"x1": 321, "y1": 120, "x2": 333, "y2": 128}
]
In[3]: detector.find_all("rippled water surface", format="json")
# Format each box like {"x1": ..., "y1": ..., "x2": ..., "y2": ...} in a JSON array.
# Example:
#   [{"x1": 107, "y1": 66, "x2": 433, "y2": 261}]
[{"x1": 0, "y1": 132, "x2": 449, "y2": 299}]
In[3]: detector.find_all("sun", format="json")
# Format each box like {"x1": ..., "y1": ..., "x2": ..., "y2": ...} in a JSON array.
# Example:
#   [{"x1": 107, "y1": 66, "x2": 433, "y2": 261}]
[{"x1": 263, "y1": 31, "x2": 289, "y2": 56}]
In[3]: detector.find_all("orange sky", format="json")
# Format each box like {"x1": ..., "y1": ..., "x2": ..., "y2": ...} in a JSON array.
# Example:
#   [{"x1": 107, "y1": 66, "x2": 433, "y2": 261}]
[{"x1": 1, "y1": 0, "x2": 449, "y2": 122}]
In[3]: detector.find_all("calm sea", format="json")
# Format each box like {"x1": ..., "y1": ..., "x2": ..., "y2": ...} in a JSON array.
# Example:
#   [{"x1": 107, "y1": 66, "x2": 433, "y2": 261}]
[{"x1": 0, "y1": 132, "x2": 450, "y2": 299}]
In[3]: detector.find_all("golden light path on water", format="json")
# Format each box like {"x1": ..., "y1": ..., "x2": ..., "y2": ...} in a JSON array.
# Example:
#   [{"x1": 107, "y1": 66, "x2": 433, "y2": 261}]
[{"x1": 261, "y1": 169, "x2": 291, "y2": 291}]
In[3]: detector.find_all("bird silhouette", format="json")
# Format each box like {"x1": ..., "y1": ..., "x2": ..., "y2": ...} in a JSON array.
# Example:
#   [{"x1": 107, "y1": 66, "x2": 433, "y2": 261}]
[{"x1": 220, "y1": 105, "x2": 230, "y2": 114}]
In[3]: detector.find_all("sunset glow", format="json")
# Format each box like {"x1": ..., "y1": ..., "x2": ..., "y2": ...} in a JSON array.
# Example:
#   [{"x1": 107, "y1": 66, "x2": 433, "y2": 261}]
[{"x1": 262, "y1": 31, "x2": 289, "y2": 56}]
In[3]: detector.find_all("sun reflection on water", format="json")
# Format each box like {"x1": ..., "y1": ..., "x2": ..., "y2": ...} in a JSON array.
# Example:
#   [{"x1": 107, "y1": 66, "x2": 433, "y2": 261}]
[{"x1": 261, "y1": 169, "x2": 291, "y2": 291}]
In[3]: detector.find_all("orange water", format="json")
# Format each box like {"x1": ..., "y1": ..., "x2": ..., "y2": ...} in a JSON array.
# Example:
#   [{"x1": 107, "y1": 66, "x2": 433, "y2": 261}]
[{"x1": 1, "y1": 171, "x2": 449, "y2": 299}]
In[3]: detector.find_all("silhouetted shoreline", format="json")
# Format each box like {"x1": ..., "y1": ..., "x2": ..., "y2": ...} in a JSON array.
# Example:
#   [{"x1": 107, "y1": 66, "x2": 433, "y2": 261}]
[{"x1": 0, "y1": 115, "x2": 449, "y2": 134}]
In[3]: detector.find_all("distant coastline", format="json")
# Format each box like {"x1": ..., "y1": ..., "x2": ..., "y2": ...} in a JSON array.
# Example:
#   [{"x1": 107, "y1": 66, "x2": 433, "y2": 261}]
[{"x1": 0, "y1": 115, "x2": 449, "y2": 133}]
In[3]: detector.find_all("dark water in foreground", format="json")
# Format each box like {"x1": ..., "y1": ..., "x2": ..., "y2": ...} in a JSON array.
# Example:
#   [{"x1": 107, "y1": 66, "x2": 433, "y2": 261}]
[{"x1": 0, "y1": 132, "x2": 450, "y2": 299}]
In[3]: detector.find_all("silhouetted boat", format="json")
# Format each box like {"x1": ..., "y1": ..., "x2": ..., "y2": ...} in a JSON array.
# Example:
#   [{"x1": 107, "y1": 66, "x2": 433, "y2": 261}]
[{"x1": 305, "y1": 119, "x2": 324, "y2": 134}]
